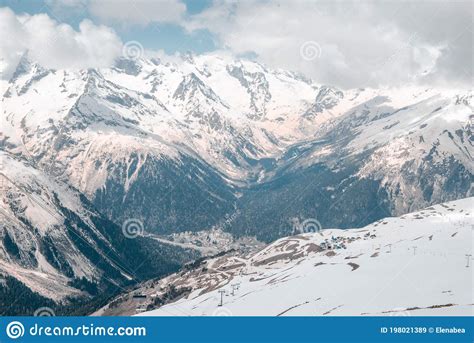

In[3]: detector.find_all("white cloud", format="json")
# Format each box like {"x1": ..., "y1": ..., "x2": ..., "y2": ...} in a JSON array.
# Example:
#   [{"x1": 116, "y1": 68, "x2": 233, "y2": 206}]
[
  {"x1": 0, "y1": 7, "x2": 122, "y2": 79},
  {"x1": 185, "y1": 0, "x2": 472, "y2": 88},
  {"x1": 2, "y1": 1, "x2": 471, "y2": 88}
]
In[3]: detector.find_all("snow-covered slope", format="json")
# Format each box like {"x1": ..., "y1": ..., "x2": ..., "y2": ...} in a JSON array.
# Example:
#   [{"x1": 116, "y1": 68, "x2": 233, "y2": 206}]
[
  {"x1": 353, "y1": 92, "x2": 473, "y2": 215},
  {"x1": 0, "y1": 151, "x2": 125, "y2": 300},
  {"x1": 0, "y1": 151, "x2": 198, "y2": 314},
  {"x1": 126, "y1": 198, "x2": 473, "y2": 316},
  {"x1": 227, "y1": 87, "x2": 473, "y2": 241}
]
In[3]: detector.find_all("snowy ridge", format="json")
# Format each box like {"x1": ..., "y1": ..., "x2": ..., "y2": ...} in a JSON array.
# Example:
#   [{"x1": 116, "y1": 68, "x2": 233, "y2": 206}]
[
  {"x1": 0, "y1": 152, "x2": 120, "y2": 300},
  {"x1": 1, "y1": 53, "x2": 472, "y2": 231},
  {"x1": 2, "y1": 53, "x2": 471, "y2": 188},
  {"x1": 0, "y1": 151, "x2": 198, "y2": 307},
  {"x1": 118, "y1": 198, "x2": 473, "y2": 316}
]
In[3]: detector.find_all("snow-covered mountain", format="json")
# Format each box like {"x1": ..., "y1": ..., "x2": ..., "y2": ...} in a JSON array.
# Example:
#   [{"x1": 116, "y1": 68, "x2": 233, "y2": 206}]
[
  {"x1": 0, "y1": 151, "x2": 198, "y2": 315},
  {"x1": 1, "y1": 52, "x2": 472, "y2": 314},
  {"x1": 2, "y1": 52, "x2": 472, "y2": 240},
  {"x1": 97, "y1": 198, "x2": 473, "y2": 316},
  {"x1": 230, "y1": 87, "x2": 473, "y2": 241},
  {"x1": 0, "y1": 151, "x2": 125, "y2": 300}
]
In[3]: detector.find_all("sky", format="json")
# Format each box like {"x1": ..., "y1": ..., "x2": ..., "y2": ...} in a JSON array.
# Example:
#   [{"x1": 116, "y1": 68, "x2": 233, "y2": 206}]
[{"x1": 0, "y1": 0, "x2": 472, "y2": 89}]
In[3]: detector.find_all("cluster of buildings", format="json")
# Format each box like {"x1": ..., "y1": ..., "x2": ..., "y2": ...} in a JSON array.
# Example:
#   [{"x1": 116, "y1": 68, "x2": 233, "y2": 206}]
[{"x1": 319, "y1": 232, "x2": 377, "y2": 251}]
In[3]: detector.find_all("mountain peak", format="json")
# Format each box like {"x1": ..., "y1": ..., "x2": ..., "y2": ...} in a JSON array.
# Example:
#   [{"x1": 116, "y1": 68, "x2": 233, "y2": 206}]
[
  {"x1": 173, "y1": 72, "x2": 227, "y2": 107},
  {"x1": 181, "y1": 51, "x2": 195, "y2": 64},
  {"x1": 113, "y1": 57, "x2": 143, "y2": 76},
  {"x1": 9, "y1": 50, "x2": 46, "y2": 83},
  {"x1": 304, "y1": 85, "x2": 344, "y2": 117}
]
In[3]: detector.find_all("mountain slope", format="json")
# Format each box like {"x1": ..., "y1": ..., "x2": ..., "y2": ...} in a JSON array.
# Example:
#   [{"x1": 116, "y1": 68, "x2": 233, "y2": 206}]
[
  {"x1": 0, "y1": 151, "x2": 198, "y2": 315},
  {"x1": 109, "y1": 198, "x2": 473, "y2": 316},
  {"x1": 229, "y1": 89, "x2": 473, "y2": 241}
]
